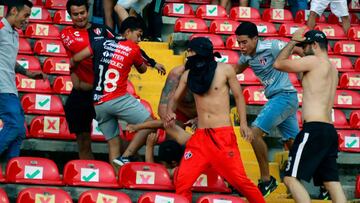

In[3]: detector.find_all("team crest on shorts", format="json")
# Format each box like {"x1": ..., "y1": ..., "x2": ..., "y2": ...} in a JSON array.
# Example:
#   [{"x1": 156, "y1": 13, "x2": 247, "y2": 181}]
[
  {"x1": 93, "y1": 28, "x2": 102, "y2": 36},
  {"x1": 258, "y1": 56, "x2": 267, "y2": 66},
  {"x1": 184, "y1": 151, "x2": 192, "y2": 160}
]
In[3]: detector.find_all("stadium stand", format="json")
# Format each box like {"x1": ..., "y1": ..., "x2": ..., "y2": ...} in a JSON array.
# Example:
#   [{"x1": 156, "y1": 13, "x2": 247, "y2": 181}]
[{"x1": 16, "y1": 187, "x2": 73, "y2": 203}]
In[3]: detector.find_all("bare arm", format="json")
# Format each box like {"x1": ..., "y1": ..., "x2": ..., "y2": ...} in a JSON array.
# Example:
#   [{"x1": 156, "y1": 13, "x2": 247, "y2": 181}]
[
  {"x1": 145, "y1": 133, "x2": 158, "y2": 163},
  {"x1": 15, "y1": 62, "x2": 47, "y2": 79},
  {"x1": 233, "y1": 63, "x2": 248, "y2": 74},
  {"x1": 70, "y1": 46, "x2": 92, "y2": 66}
]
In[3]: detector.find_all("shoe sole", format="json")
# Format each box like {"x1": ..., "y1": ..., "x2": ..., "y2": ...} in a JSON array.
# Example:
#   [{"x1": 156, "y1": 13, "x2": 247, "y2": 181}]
[{"x1": 113, "y1": 159, "x2": 125, "y2": 166}]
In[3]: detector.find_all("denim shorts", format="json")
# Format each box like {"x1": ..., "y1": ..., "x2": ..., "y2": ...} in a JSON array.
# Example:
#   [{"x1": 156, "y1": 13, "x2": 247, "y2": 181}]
[{"x1": 252, "y1": 92, "x2": 299, "y2": 141}]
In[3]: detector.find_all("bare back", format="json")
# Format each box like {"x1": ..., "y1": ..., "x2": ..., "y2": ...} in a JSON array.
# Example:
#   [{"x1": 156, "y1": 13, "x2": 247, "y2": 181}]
[{"x1": 301, "y1": 56, "x2": 338, "y2": 123}]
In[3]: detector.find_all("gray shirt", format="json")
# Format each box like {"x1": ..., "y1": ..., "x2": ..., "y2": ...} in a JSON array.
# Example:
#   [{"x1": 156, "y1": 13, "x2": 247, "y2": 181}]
[{"x1": 0, "y1": 18, "x2": 19, "y2": 95}]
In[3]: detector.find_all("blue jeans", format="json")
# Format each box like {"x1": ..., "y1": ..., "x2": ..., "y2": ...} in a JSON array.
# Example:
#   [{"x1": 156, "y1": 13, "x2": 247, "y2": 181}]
[
  {"x1": 0, "y1": 93, "x2": 25, "y2": 160},
  {"x1": 252, "y1": 92, "x2": 299, "y2": 141},
  {"x1": 288, "y1": 0, "x2": 308, "y2": 18}
]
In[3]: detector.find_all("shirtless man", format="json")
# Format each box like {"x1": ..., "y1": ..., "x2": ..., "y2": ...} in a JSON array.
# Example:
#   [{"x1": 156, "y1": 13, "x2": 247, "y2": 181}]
[
  {"x1": 166, "y1": 37, "x2": 264, "y2": 203},
  {"x1": 274, "y1": 28, "x2": 347, "y2": 203}
]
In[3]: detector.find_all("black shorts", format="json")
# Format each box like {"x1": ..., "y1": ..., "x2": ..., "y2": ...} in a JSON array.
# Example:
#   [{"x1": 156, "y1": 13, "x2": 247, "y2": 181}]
[
  {"x1": 64, "y1": 89, "x2": 95, "y2": 134},
  {"x1": 284, "y1": 122, "x2": 339, "y2": 186}
]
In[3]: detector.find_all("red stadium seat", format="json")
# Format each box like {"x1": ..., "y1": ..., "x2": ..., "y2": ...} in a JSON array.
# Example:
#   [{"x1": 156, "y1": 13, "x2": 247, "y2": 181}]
[
  {"x1": 30, "y1": 0, "x2": 43, "y2": 6},
  {"x1": 21, "y1": 93, "x2": 65, "y2": 115},
  {"x1": 121, "y1": 128, "x2": 166, "y2": 144},
  {"x1": 0, "y1": 188, "x2": 9, "y2": 203},
  {"x1": 18, "y1": 38, "x2": 33, "y2": 55},
  {"x1": 138, "y1": 192, "x2": 189, "y2": 203},
  {"x1": 15, "y1": 74, "x2": 52, "y2": 93},
  {"x1": 63, "y1": 160, "x2": 119, "y2": 188},
  {"x1": 332, "y1": 109, "x2": 351, "y2": 129},
  {"x1": 139, "y1": 99, "x2": 155, "y2": 119},
  {"x1": 6, "y1": 157, "x2": 62, "y2": 185},
  {"x1": 127, "y1": 80, "x2": 139, "y2": 98},
  {"x1": 334, "y1": 90, "x2": 360, "y2": 109},
  {"x1": 209, "y1": 19, "x2": 240, "y2": 35},
  {"x1": 296, "y1": 87, "x2": 303, "y2": 106},
  {"x1": 174, "y1": 18, "x2": 208, "y2": 33},
  {"x1": 214, "y1": 50, "x2": 240, "y2": 64},
  {"x1": 16, "y1": 28, "x2": 24, "y2": 37},
  {"x1": 348, "y1": 26, "x2": 360, "y2": 41},
  {"x1": 91, "y1": 119, "x2": 106, "y2": 142},
  {"x1": 173, "y1": 167, "x2": 231, "y2": 193},
  {"x1": 53, "y1": 9, "x2": 73, "y2": 25},
  {"x1": 29, "y1": 116, "x2": 76, "y2": 140},
  {"x1": 185, "y1": 0, "x2": 211, "y2": 4},
  {"x1": 25, "y1": 23, "x2": 60, "y2": 39},
  {"x1": 226, "y1": 35, "x2": 240, "y2": 50},
  {"x1": 278, "y1": 23, "x2": 308, "y2": 37},
  {"x1": 243, "y1": 86, "x2": 268, "y2": 105},
  {"x1": 350, "y1": 110, "x2": 360, "y2": 129},
  {"x1": 229, "y1": 6, "x2": 261, "y2": 22},
  {"x1": 29, "y1": 7, "x2": 52, "y2": 23},
  {"x1": 288, "y1": 73, "x2": 301, "y2": 87},
  {"x1": 328, "y1": 13, "x2": 359, "y2": 26},
  {"x1": 52, "y1": 75, "x2": 73, "y2": 94},
  {"x1": 237, "y1": 68, "x2": 261, "y2": 85},
  {"x1": 297, "y1": 110, "x2": 303, "y2": 127},
  {"x1": 16, "y1": 55, "x2": 42, "y2": 71},
  {"x1": 337, "y1": 130, "x2": 360, "y2": 152},
  {"x1": 190, "y1": 34, "x2": 225, "y2": 49},
  {"x1": 163, "y1": 3, "x2": 195, "y2": 17},
  {"x1": 356, "y1": 175, "x2": 360, "y2": 198},
  {"x1": 78, "y1": 190, "x2": 132, "y2": 203},
  {"x1": 356, "y1": 58, "x2": 360, "y2": 72},
  {"x1": 197, "y1": 194, "x2": 245, "y2": 203},
  {"x1": 339, "y1": 72, "x2": 360, "y2": 90},
  {"x1": 195, "y1": 5, "x2": 228, "y2": 20},
  {"x1": 118, "y1": 162, "x2": 174, "y2": 190},
  {"x1": 314, "y1": 24, "x2": 347, "y2": 40},
  {"x1": 254, "y1": 21, "x2": 278, "y2": 37},
  {"x1": 43, "y1": 57, "x2": 70, "y2": 75},
  {"x1": 262, "y1": 8, "x2": 294, "y2": 23},
  {"x1": 349, "y1": 0, "x2": 360, "y2": 11},
  {"x1": 45, "y1": 0, "x2": 67, "y2": 9},
  {"x1": 294, "y1": 10, "x2": 326, "y2": 24},
  {"x1": 34, "y1": 39, "x2": 68, "y2": 57},
  {"x1": 329, "y1": 55, "x2": 354, "y2": 72},
  {"x1": 333, "y1": 40, "x2": 360, "y2": 56},
  {"x1": 16, "y1": 187, "x2": 72, "y2": 203}
]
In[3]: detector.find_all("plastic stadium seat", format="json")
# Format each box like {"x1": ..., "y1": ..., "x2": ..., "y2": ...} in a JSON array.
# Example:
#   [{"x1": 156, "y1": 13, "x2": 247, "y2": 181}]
[
  {"x1": 294, "y1": 10, "x2": 326, "y2": 24},
  {"x1": 15, "y1": 74, "x2": 52, "y2": 93},
  {"x1": 17, "y1": 28, "x2": 24, "y2": 37},
  {"x1": 174, "y1": 18, "x2": 208, "y2": 33},
  {"x1": 139, "y1": 99, "x2": 155, "y2": 119},
  {"x1": 350, "y1": 110, "x2": 360, "y2": 128},
  {"x1": 278, "y1": 23, "x2": 308, "y2": 37},
  {"x1": 16, "y1": 55, "x2": 42, "y2": 71},
  {"x1": 21, "y1": 93, "x2": 65, "y2": 115},
  {"x1": 327, "y1": 43, "x2": 334, "y2": 55},
  {"x1": 53, "y1": 9, "x2": 73, "y2": 25},
  {"x1": 328, "y1": 13, "x2": 359, "y2": 26},
  {"x1": 243, "y1": 86, "x2": 268, "y2": 105},
  {"x1": 337, "y1": 130, "x2": 360, "y2": 152},
  {"x1": 237, "y1": 68, "x2": 261, "y2": 85},
  {"x1": 334, "y1": 40, "x2": 360, "y2": 56},
  {"x1": 226, "y1": 35, "x2": 240, "y2": 50},
  {"x1": 138, "y1": 192, "x2": 189, "y2": 203},
  {"x1": 214, "y1": 50, "x2": 240, "y2": 64},
  {"x1": 195, "y1": 5, "x2": 228, "y2": 20},
  {"x1": 127, "y1": 80, "x2": 139, "y2": 98},
  {"x1": 264, "y1": 36, "x2": 290, "y2": 42},
  {"x1": 314, "y1": 24, "x2": 347, "y2": 40},
  {"x1": 332, "y1": 109, "x2": 351, "y2": 129},
  {"x1": 348, "y1": 26, "x2": 360, "y2": 41},
  {"x1": 45, "y1": 0, "x2": 67, "y2": 9},
  {"x1": 163, "y1": 3, "x2": 195, "y2": 17},
  {"x1": 297, "y1": 110, "x2": 303, "y2": 127},
  {"x1": 0, "y1": 188, "x2": 9, "y2": 203},
  {"x1": 25, "y1": 23, "x2": 60, "y2": 39},
  {"x1": 209, "y1": 19, "x2": 240, "y2": 35},
  {"x1": 197, "y1": 194, "x2": 245, "y2": 203},
  {"x1": 262, "y1": 8, "x2": 294, "y2": 23},
  {"x1": 173, "y1": 167, "x2": 231, "y2": 193},
  {"x1": 29, "y1": 7, "x2": 52, "y2": 23},
  {"x1": 91, "y1": 119, "x2": 106, "y2": 142},
  {"x1": 52, "y1": 75, "x2": 73, "y2": 94},
  {"x1": 296, "y1": 87, "x2": 303, "y2": 106},
  {"x1": 339, "y1": 72, "x2": 360, "y2": 90},
  {"x1": 118, "y1": 162, "x2": 174, "y2": 190},
  {"x1": 349, "y1": 0, "x2": 360, "y2": 11},
  {"x1": 229, "y1": 6, "x2": 261, "y2": 22},
  {"x1": 185, "y1": 0, "x2": 211, "y2": 4},
  {"x1": 63, "y1": 160, "x2": 118, "y2": 188},
  {"x1": 334, "y1": 90, "x2": 360, "y2": 109},
  {"x1": 6, "y1": 157, "x2": 62, "y2": 185},
  {"x1": 329, "y1": 55, "x2": 354, "y2": 72},
  {"x1": 78, "y1": 190, "x2": 132, "y2": 203},
  {"x1": 34, "y1": 39, "x2": 68, "y2": 57},
  {"x1": 190, "y1": 34, "x2": 225, "y2": 49},
  {"x1": 29, "y1": 116, "x2": 76, "y2": 140},
  {"x1": 121, "y1": 128, "x2": 166, "y2": 144},
  {"x1": 43, "y1": 57, "x2": 70, "y2": 75},
  {"x1": 356, "y1": 58, "x2": 360, "y2": 72},
  {"x1": 16, "y1": 187, "x2": 72, "y2": 203},
  {"x1": 30, "y1": 0, "x2": 44, "y2": 6},
  {"x1": 18, "y1": 38, "x2": 33, "y2": 55},
  {"x1": 254, "y1": 21, "x2": 278, "y2": 37},
  {"x1": 288, "y1": 73, "x2": 301, "y2": 87}
]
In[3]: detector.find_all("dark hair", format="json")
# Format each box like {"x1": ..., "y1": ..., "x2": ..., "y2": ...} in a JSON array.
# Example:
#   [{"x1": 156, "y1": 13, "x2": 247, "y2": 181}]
[
  {"x1": 66, "y1": 0, "x2": 89, "y2": 15},
  {"x1": 5, "y1": 0, "x2": 33, "y2": 15},
  {"x1": 235, "y1": 21, "x2": 258, "y2": 38},
  {"x1": 119, "y1": 16, "x2": 143, "y2": 34},
  {"x1": 317, "y1": 40, "x2": 328, "y2": 51},
  {"x1": 158, "y1": 140, "x2": 184, "y2": 165}
]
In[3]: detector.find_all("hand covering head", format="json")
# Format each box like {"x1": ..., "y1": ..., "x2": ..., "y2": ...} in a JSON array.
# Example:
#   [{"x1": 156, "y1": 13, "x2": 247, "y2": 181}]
[{"x1": 185, "y1": 37, "x2": 221, "y2": 95}]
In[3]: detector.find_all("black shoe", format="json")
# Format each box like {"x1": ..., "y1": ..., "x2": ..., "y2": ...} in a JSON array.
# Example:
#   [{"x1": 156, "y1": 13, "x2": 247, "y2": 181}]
[
  {"x1": 258, "y1": 176, "x2": 278, "y2": 197},
  {"x1": 318, "y1": 186, "x2": 331, "y2": 200}
]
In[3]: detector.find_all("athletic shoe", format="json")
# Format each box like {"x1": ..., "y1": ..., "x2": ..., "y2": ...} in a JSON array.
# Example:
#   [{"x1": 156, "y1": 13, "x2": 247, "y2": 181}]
[
  {"x1": 113, "y1": 156, "x2": 131, "y2": 167},
  {"x1": 258, "y1": 176, "x2": 278, "y2": 197},
  {"x1": 318, "y1": 186, "x2": 331, "y2": 200}
]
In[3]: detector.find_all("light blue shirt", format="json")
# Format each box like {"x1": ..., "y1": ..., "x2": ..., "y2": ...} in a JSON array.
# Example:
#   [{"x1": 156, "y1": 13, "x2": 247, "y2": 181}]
[{"x1": 239, "y1": 40, "x2": 296, "y2": 98}]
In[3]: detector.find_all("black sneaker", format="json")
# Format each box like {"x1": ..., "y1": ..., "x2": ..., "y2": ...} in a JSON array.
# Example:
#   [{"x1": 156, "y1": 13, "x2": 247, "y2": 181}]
[
  {"x1": 258, "y1": 176, "x2": 278, "y2": 197},
  {"x1": 112, "y1": 156, "x2": 131, "y2": 167},
  {"x1": 318, "y1": 186, "x2": 331, "y2": 200}
]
